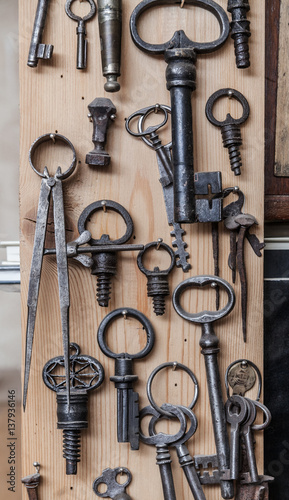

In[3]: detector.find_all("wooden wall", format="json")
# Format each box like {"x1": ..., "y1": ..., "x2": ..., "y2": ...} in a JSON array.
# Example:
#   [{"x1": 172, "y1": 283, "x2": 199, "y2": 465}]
[{"x1": 19, "y1": 1, "x2": 265, "y2": 498}]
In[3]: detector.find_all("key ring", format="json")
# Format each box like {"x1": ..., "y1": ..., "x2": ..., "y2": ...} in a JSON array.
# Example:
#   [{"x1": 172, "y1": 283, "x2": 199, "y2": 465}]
[
  {"x1": 146, "y1": 361, "x2": 199, "y2": 417},
  {"x1": 148, "y1": 403, "x2": 198, "y2": 444},
  {"x1": 97, "y1": 307, "x2": 155, "y2": 359},
  {"x1": 65, "y1": 0, "x2": 96, "y2": 22},
  {"x1": 126, "y1": 105, "x2": 168, "y2": 140},
  {"x1": 130, "y1": 0, "x2": 229, "y2": 55},
  {"x1": 29, "y1": 133, "x2": 77, "y2": 180},
  {"x1": 206, "y1": 88, "x2": 250, "y2": 127},
  {"x1": 139, "y1": 404, "x2": 187, "y2": 445},
  {"x1": 225, "y1": 359, "x2": 262, "y2": 401},
  {"x1": 93, "y1": 467, "x2": 132, "y2": 498},
  {"x1": 78, "y1": 200, "x2": 134, "y2": 246},
  {"x1": 250, "y1": 400, "x2": 272, "y2": 431},
  {"x1": 173, "y1": 275, "x2": 235, "y2": 324}
]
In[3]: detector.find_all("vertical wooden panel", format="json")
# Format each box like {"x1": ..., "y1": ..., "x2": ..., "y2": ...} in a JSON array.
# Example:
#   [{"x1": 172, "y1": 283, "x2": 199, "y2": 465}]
[{"x1": 19, "y1": 1, "x2": 265, "y2": 498}]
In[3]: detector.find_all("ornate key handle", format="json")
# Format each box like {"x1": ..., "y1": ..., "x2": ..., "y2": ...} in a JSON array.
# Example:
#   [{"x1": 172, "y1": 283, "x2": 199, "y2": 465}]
[
  {"x1": 225, "y1": 359, "x2": 262, "y2": 401},
  {"x1": 139, "y1": 404, "x2": 187, "y2": 445},
  {"x1": 130, "y1": 0, "x2": 229, "y2": 55},
  {"x1": 130, "y1": 0, "x2": 229, "y2": 224},
  {"x1": 97, "y1": 307, "x2": 155, "y2": 360},
  {"x1": 148, "y1": 403, "x2": 198, "y2": 443},
  {"x1": 93, "y1": 467, "x2": 132, "y2": 499},
  {"x1": 29, "y1": 133, "x2": 77, "y2": 180},
  {"x1": 146, "y1": 361, "x2": 199, "y2": 418},
  {"x1": 126, "y1": 104, "x2": 171, "y2": 146}
]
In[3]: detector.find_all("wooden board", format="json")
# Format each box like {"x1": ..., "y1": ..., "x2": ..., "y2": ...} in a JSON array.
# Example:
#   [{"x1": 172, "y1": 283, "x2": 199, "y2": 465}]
[{"x1": 19, "y1": 1, "x2": 265, "y2": 499}]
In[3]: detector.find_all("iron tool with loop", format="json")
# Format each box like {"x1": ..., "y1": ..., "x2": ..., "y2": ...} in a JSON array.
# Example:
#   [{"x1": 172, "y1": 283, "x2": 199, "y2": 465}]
[
  {"x1": 173, "y1": 275, "x2": 235, "y2": 499},
  {"x1": 126, "y1": 104, "x2": 191, "y2": 271},
  {"x1": 93, "y1": 467, "x2": 133, "y2": 499},
  {"x1": 65, "y1": 0, "x2": 96, "y2": 69},
  {"x1": 24, "y1": 133, "x2": 77, "y2": 413},
  {"x1": 130, "y1": 0, "x2": 230, "y2": 223}
]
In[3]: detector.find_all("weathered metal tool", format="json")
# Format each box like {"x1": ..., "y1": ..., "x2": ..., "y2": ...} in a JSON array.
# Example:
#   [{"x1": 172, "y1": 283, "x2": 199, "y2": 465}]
[
  {"x1": 86, "y1": 98, "x2": 116, "y2": 167},
  {"x1": 126, "y1": 104, "x2": 191, "y2": 271},
  {"x1": 97, "y1": 0, "x2": 122, "y2": 92},
  {"x1": 139, "y1": 404, "x2": 187, "y2": 500},
  {"x1": 23, "y1": 133, "x2": 77, "y2": 412},
  {"x1": 137, "y1": 239, "x2": 175, "y2": 315},
  {"x1": 21, "y1": 462, "x2": 41, "y2": 500},
  {"x1": 65, "y1": 0, "x2": 96, "y2": 69},
  {"x1": 97, "y1": 308, "x2": 155, "y2": 450},
  {"x1": 130, "y1": 0, "x2": 229, "y2": 223},
  {"x1": 173, "y1": 275, "x2": 235, "y2": 499},
  {"x1": 27, "y1": 0, "x2": 53, "y2": 67},
  {"x1": 206, "y1": 88, "x2": 250, "y2": 176},
  {"x1": 225, "y1": 395, "x2": 248, "y2": 480},
  {"x1": 77, "y1": 200, "x2": 142, "y2": 307},
  {"x1": 93, "y1": 467, "x2": 132, "y2": 499},
  {"x1": 227, "y1": 0, "x2": 251, "y2": 69},
  {"x1": 43, "y1": 343, "x2": 104, "y2": 475}
]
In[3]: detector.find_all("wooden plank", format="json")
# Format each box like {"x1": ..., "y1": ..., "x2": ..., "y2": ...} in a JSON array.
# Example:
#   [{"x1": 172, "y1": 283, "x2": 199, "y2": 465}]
[{"x1": 19, "y1": 1, "x2": 265, "y2": 499}]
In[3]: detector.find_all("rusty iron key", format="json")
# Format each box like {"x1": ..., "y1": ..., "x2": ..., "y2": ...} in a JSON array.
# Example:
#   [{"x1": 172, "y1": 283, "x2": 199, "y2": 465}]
[
  {"x1": 65, "y1": 0, "x2": 96, "y2": 69},
  {"x1": 27, "y1": 0, "x2": 54, "y2": 67},
  {"x1": 130, "y1": 0, "x2": 229, "y2": 223}
]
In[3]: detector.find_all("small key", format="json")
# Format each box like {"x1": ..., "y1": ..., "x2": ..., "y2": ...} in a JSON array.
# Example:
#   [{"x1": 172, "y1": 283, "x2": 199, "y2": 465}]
[
  {"x1": 97, "y1": 308, "x2": 155, "y2": 450},
  {"x1": 148, "y1": 405, "x2": 206, "y2": 500},
  {"x1": 27, "y1": 0, "x2": 54, "y2": 67},
  {"x1": 226, "y1": 395, "x2": 248, "y2": 480},
  {"x1": 140, "y1": 404, "x2": 187, "y2": 500},
  {"x1": 241, "y1": 399, "x2": 259, "y2": 483},
  {"x1": 65, "y1": 0, "x2": 96, "y2": 69},
  {"x1": 93, "y1": 467, "x2": 132, "y2": 500}
]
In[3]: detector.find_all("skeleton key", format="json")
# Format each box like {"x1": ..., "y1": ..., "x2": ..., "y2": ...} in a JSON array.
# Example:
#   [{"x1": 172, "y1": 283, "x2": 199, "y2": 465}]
[
  {"x1": 173, "y1": 276, "x2": 235, "y2": 499},
  {"x1": 93, "y1": 467, "x2": 133, "y2": 500},
  {"x1": 65, "y1": 0, "x2": 96, "y2": 69},
  {"x1": 140, "y1": 404, "x2": 187, "y2": 500},
  {"x1": 125, "y1": 104, "x2": 191, "y2": 272},
  {"x1": 97, "y1": 308, "x2": 155, "y2": 450},
  {"x1": 27, "y1": 0, "x2": 53, "y2": 67},
  {"x1": 241, "y1": 398, "x2": 259, "y2": 483},
  {"x1": 130, "y1": 0, "x2": 229, "y2": 223},
  {"x1": 148, "y1": 405, "x2": 206, "y2": 500},
  {"x1": 226, "y1": 395, "x2": 248, "y2": 480}
]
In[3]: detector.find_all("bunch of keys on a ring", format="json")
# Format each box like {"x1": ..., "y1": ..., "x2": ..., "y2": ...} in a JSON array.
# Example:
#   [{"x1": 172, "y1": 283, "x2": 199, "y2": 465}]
[{"x1": 139, "y1": 361, "x2": 207, "y2": 500}]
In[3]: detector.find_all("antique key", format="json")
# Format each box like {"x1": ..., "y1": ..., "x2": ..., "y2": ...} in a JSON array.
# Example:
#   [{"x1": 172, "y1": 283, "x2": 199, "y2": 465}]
[
  {"x1": 93, "y1": 467, "x2": 133, "y2": 499},
  {"x1": 130, "y1": 0, "x2": 229, "y2": 223},
  {"x1": 126, "y1": 104, "x2": 191, "y2": 271},
  {"x1": 173, "y1": 275, "x2": 235, "y2": 499},
  {"x1": 97, "y1": 308, "x2": 155, "y2": 450},
  {"x1": 140, "y1": 404, "x2": 187, "y2": 500},
  {"x1": 225, "y1": 395, "x2": 248, "y2": 480},
  {"x1": 27, "y1": 0, "x2": 53, "y2": 67},
  {"x1": 65, "y1": 0, "x2": 96, "y2": 69}
]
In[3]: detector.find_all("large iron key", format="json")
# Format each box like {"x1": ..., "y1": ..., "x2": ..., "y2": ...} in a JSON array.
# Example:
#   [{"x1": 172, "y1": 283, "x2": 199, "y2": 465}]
[
  {"x1": 130, "y1": 0, "x2": 229, "y2": 223},
  {"x1": 27, "y1": 0, "x2": 53, "y2": 67},
  {"x1": 173, "y1": 276, "x2": 235, "y2": 499}
]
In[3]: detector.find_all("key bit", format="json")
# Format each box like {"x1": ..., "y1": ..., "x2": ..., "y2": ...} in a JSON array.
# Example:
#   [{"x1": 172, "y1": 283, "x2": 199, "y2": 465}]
[
  {"x1": 227, "y1": 0, "x2": 251, "y2": 69},
  {"x1": 137, "y1": 240, "x2": 175, "y2": 316},
  {"x1": 27, "y1": 0, "x2": 54, "y2": 67},
  {"x1": 78, "y1": 200, "x2": 138, "y2": 307},
  {"x1": 65, "y1": 0, "x2": 96, "y2": 69},
  {"x1": 86, "y1": 98, "x2": 117, "y2": 167},
  {"x1": 22, "y1": 463, "x2": 41, "y2": 500},
  {"x1": 170, "y1": 223, "x2": 190, "y2": 272},
  {"x1": 97, "y1": 0, "x2": 122, "y2": 92},
  {"x1": 42, "y1": 343, "x2": 104, "y2": 475},
  {"x1": 206, "y1": 88, "x2": 250, "y2": 176},
  {"x1": 93, "y1": 467, "x2": 132, "y2": 499},
  {"x1": 97, "y1": 308, "x2": 155, "y2": 450}
]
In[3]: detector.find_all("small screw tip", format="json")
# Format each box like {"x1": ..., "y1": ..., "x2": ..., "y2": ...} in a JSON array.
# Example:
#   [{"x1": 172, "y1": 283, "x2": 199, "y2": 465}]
[{"x1": 50, "y1": 133, "x2": 56, "y2": 143}]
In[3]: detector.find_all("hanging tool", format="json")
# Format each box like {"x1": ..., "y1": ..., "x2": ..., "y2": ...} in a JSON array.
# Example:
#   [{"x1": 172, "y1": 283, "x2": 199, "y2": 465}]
[
  {"x1": 23, "y1": 133, "x2": 77, "y2": 412},
  {"x1": 27, "y1": 0, "x2": 53, "y2": 67},
  {"x1": 97, "y1": 0, "x2": 122, "y2": 92},
  {"x1": 130, "y1": 0, "x2": 229, "y2": 223}
]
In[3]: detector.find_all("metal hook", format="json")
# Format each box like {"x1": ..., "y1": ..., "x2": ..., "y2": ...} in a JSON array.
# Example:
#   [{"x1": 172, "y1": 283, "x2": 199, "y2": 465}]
[{"x1": 156, "y1": 238, "x2": 163, "y2": 250}]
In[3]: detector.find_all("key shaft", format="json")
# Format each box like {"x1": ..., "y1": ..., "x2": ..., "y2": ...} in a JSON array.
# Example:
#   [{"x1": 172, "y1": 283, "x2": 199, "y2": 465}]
[{"x1": 27, "y1": 0, "x2": 53, "y2": 67}]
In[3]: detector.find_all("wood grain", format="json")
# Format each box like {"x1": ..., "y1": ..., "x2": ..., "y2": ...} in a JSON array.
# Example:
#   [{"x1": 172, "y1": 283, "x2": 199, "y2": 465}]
[{"x1": 19, "y1": 1, "x2": 265, "y2": 498}]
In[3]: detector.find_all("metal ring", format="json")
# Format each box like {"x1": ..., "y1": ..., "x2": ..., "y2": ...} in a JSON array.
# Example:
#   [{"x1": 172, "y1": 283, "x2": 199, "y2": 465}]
[
  {"x1": 251, "y1": 400, "x2": 272, "y2": 431},
  {"x1": 29, "y1": 133, "x2": 77, "y2": 180},
  {"x1": 172, "y1": 275, "x2": 235, "y2": 324},
  {"x1": 205, "y1": 88, "x2": 250, "y2": 127},
  {"x1": 130, "y1": 0, "x2": 229, "y2": 55},
  {"x1": 125, "y1": 104, "x2": 168, "y2": 141},
  {"x1": 77, "y1": 200, "x2": 134, "y2": 246},
  {"x1": 97, "y1": 308, "x2": 155, "y2": 360},
  {"x1": 225, "y1": 359, "x2": 262, "y2": 401},
  {"x1": 148, "y1": 403, "x2": 198, "y2": 445},
  {"x1": 65, "y1": 0, "x2": 96, "y2": 22},
  {"x1": 147, "y1": 361, "x2": 199, "y2": 417},
  {"x1": 137, "y1": 241, "x2": 175, "y2": 276},
  {"x1": 138, "y1": 105, "x2": 172, "y2": 149},
  {"x1": 139, "y1": 404, "x2": 187, "y2": 445}
]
